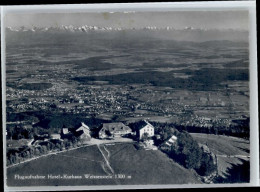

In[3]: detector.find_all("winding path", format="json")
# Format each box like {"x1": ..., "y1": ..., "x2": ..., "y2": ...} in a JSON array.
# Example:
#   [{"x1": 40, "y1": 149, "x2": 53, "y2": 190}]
[
  {"x1": 97, "y1": 144, "x2": 114, "y2": 175},
  {"x1": 103, "y1": 145, "x2": 110, "y2": 158}
]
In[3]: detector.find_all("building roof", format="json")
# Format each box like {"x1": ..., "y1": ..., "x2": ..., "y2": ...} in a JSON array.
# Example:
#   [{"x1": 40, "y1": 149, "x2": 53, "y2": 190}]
[
  {"x1": 134, "y1": 120, "x2": 153, "y2": 131},
  {"x1": 75, "y1": 122, "x2": 90, "y2": 131},
  {"x1": 168, "y1": 135, "x2": 177, "y2": 143},
  {"x1": 163, "y1": 135, "x2": 178, "y2": 146},
  {"x1": 100, "y1": 122, "x2": 131, "y2": 133},
  {"x1": 81, "y1": 122, "x2": 90, "y2": 129}
]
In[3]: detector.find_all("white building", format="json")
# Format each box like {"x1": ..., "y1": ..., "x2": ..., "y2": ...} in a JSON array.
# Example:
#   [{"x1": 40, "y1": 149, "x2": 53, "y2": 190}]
[
  {"x1": 136, "y1": 120, "x2": 155, "y2": 139},
  {"x1": 76, "y1": 122, "x2": 90, "y2": 135},
  {"x1": 74, "y1": 122, "x2": 91, "y2": 141}
]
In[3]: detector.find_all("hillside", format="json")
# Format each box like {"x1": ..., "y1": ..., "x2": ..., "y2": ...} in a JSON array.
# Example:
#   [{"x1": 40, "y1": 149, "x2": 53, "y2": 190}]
[
  {"x1": 190, "y1": 133, "x2": 249, "y2": 156},
  {"x1": 190, "y1": 133, "x2": 250, "y2": 183},
  {"x1": 7, "y1": 143, "x2": 201, "y2": 186},
  {"x1": 106, "y1": 143, "x2": 201, "y2": 185}
]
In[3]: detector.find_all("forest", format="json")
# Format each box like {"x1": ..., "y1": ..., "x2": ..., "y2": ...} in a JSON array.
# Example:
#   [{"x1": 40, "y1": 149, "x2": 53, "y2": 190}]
[
  {"x1": 150, "y1": 122, "x2": 217, "y2": 176},
  {"x1": 72, "y1": 68, "x2": 249, "y2": 91}
]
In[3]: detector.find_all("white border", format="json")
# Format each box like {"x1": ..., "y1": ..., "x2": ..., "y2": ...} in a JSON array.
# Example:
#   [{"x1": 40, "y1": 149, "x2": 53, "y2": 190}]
[
  {"x1": 2, "y1": 1, "x2": 256, "y2": 13},
  {"x1": 2, "y1": 1, "x2": 258, "y2": 191},
  {"x1": 1, "y1": 5, "x2": 8, "y2": 191},
  {"x1": 248, "y1": 1, "x2": 259, "y2": 187}
]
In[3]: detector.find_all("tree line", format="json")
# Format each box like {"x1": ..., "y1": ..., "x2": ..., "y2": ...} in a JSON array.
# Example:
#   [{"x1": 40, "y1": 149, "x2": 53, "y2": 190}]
[
  {"x1": 151, "y1": 118, "x2": 249, "y2": 140},
  {"x1": 169, "y1": 131, "x2": 217, "y2": 176},
  {"x1": 151, "y1": 122, "x2": 217, "y2": 176},
  {"x1": 6, "y1": 125, "x2": 53, "y2": 140},
  {"x1": 7, "y1": 136, "x2": 83, "y2": 166}
]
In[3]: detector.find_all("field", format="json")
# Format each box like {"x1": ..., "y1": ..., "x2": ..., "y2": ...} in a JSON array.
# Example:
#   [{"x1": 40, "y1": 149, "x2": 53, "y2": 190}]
[
  {"x1": 7, "y1": 145, "x2": 112, "y2": 186},
  {"x1": 190, "y1": 133, "x2": 249, "y2": 156},
  {"x1": 7, "y1": 143, "x2": 201, "y2": 186},
  {"x1": 190, "y1": 133, "x2": 250, "y2": 182},
  {"x1": 105, "y1": 143, "x2": 201, "y2": 185}
]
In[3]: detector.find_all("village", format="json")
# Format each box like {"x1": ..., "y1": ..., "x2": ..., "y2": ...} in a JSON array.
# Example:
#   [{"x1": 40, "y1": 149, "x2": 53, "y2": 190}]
[
  {"x1": 6, "y1": 81, "x2": 248, "y2": 133},
  {"x1": 7, "y1": 120, "x2": 166, "y2": 162}
]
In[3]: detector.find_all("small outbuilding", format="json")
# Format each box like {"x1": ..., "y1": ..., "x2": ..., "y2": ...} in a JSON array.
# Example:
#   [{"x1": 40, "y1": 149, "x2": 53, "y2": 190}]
[{"x1": 160, "y1": 135, "x2": 178, "y2": 151}]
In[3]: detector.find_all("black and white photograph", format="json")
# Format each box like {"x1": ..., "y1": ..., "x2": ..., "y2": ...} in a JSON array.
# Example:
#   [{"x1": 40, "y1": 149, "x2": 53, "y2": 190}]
[{"x1": 2, "y1": 1, "x2": 258, "y2": 190}]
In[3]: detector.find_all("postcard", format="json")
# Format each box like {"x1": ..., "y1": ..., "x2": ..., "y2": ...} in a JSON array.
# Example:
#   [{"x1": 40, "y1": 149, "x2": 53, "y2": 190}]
[{"x1": 1, "y1": 1, "x2": 258, "y2": 191}]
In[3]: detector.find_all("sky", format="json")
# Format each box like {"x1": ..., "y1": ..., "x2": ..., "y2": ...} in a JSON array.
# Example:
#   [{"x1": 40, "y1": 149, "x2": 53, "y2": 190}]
[{"x1": 5, "y1": 11, "x2": 249, "y2": 30}]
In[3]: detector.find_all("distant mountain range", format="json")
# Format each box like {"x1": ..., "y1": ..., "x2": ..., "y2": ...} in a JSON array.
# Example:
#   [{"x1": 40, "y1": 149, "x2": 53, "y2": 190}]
[
  {"x1": 6, "y1": 25, "x2": 247, "y2": 33},
  {"x1": 5, "y1": 25, "x2": 249, "y2": 43}
]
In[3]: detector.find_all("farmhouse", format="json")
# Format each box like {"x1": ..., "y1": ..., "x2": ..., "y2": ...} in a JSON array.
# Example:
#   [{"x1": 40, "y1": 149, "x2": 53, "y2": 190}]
[
  {"x1": 135, "y1": 120, "x2": 154, "y2": 140},
  {"x1": 99, "y1": 122, "x2": 132, "y2": 139},
  {"x1": 72, "y1": 122, "x2": 91, "y2": 141},
  {"x1": 60, "y1": 122, "x2": 91, "y2": 141}
]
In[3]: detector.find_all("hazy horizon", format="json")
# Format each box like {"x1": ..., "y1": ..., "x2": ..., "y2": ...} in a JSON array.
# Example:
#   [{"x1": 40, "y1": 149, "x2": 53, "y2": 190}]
[{"x1": 5, "y1": 11, "x2": 249, "y2": 30}]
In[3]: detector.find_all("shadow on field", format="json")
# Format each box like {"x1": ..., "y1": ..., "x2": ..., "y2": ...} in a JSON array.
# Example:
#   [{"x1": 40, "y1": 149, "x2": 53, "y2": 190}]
[
  {"x1": 236, "y1": 146, "x2": 250, "y2": 154},
  {"x1": 214, "y1": 159, "x2": 250, "y2": 183},
  {"x1": 232, "y1": 140, "x2": 250, "y2": 144}
]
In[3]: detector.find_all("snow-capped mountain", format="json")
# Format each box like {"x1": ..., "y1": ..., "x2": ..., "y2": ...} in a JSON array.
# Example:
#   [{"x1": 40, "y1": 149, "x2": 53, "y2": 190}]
[
  {"x1": 5, "y1": 25, "x2": 224, "y2": 32},
  {"x1": 5, "y1": 25, "x2": 248, "y2": 43},
  {"x1": 6, "y1": 25, "x2": 247, "y2": 33}
]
